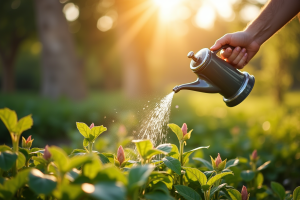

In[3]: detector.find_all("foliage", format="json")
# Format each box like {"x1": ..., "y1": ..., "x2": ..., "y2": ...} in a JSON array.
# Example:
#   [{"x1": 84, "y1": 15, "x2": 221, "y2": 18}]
[{"x1": 0, "y1": 108, "x2": 299, "y2": 200}]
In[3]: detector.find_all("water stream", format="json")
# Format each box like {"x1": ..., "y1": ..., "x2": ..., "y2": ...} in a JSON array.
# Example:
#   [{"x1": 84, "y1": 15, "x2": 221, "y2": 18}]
[{"x1": 137, "y1": 91, "x2": 175, "y2": 146}]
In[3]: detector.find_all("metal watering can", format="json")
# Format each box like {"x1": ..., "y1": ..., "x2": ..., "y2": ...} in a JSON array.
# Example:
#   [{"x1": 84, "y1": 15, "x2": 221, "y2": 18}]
[{"x1": 173, "y1": 45, "x2": 255, "y2": 107}]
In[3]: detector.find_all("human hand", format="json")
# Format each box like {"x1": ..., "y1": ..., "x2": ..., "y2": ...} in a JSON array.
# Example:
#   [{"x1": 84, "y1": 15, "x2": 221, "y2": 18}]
[{"x1": 210, "y1": 31, "x2": 261, "y2": 69}]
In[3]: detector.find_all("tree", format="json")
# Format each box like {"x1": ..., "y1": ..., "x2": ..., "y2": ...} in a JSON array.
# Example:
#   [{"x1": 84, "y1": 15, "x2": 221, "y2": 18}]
[
  {"x1": 34, "y1": 0, "x2": 86, "y2": 100},
  {"x1": 0, "y1": 0, "x2": 36, "y2": 92}
]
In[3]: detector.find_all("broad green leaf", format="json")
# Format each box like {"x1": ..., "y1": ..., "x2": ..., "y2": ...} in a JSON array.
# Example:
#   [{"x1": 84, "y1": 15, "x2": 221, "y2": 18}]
[
  {"x1": 128, "y1": 165, "x2": 154, "y2": 192},
  {"x1": 19, "y1": 148, "x2": 30, "y2": 161},
  {"x1": 193, "y1": 157, "x2": 213, "y2": 170},
  {"x1": 76, "y1": 122, "x2": 91, "y2": 138},
  {"x1": 32, "y1": 156, "x2": 48, "y2": 165},
  {"x1": 0, "y1": 151, "x2": 18, "y2": 171},
  {"x1": 17, "y1": 152, "x2": 26, "y2": 169},
  {"x1": 149, "y1": 171, "x2": 170, "y2": 183},
  {"x1": 184, "y1": 167, "x2": 207, "y2": 185},
  {"x1": 151, "y1": 174, "x2": 173, "y2": 190},
  {"x1": 240, "y1": 170, "x2": 255, "y2": 181},
  {"x1": 12, "y1": 115, "x2": 33, "y2": 135},
  {"x1": 162, "y1": 156, "x2": 181, "y2": 175},
  {"x1": 210, "y1": 183, "x2": 227, "y2": 199},
  {"x1": 175, "y1": 185, "x2": 201, "y2": 200},
  {"x1": 145, "y1": 191, "x2": 174, "y2": 200},
  {"x1": 256, "y1": 172, "x2": 264, "y2": 187},
  {"x1": 167, "y1": 144, "x2": 179, "y2": 159},
  {"x1": 94, "y1": 165, "x2": 127, "y2": 184},
  {"x1": 101, "y1": 153, "x2": 115, "y2": 164},
  {"x1": 66, "y1": 168, "x2": 80, "y2": 182},
  {"x1": 53, "y1": 183, "x2": 83, "y2": 200},
  {"x1": 82, "y1": 182, "x2": 125, "y2": 200},
  {"x1": 83, "y1": 138, "x2": 89, "y2": 148},
  {"x1": 225, "y1": 158, "x2": 239, "y2": 169},
  {"x1": 0, "y1": 108, "x2": 17, "y2": 133},
  {"x1": 156, "y1": 143, "x2": 173, "y2": 153},
  {"x1": 201, "y1": 185, "x2": 211, "y2": 191},
  {"x1": 133, "y1": 140, "x2": 153, "y2": 159},
  {"x1": 182, "y1": 146, "x2": 209, "y2": 164},
  {"x1": 49, "y1": 146, "x2": 68, "y2": 171},
  {"x1": 257, "y1": 161, "x2": 271, "y2": 171},
  {"x1": 271, "y1": 182, "x2": 286, "y2": 200},
  {"x1": 98, "y1": 153, "x2": 111, "y2": 164},
  {"x1": 83, "y1": 156, "x2": 102, "y2": 179},
  {"x1": 227, "y1": 189, "x2": 241, "y2": 200},
  {"x1": 70, "y1": 149, "x2": 87, "y2": 157},
  {"x1": 0, "y1": 168, "x2": 31, "y2": 199},
  {"x1": 168, "y1": 124, "x2": 183, "y2": 141},
  {"x1": 293, "y1": 186, "x2": 300, "y2": 200},
  {"x1": 66, "y1": 155, "x2": 92, "y2": 172},
  {"x1": 124, "y1": 148, "x2": 138, "y2": 160},
  {"x1": 152, "y1": 181, "x2": 170, "y2": 194},
  {"x1": 145, "y1": 149, "x2": 168, "y2": 160},
  {"x1": 207, "y1": 172, "x2": 233, "y2": 185},
  {"x1": 28, "y1": 169, "x2": 57, "y2": 195},
  {"x1": 90, "y1": 125, "x2": 107, "y2": 140},
  {"x1": 0, "y1": 145, "x2": 11, "y2": 152}
]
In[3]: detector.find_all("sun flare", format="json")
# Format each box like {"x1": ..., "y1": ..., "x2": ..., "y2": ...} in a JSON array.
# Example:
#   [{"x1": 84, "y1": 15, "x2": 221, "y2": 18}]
[{"x1": 153, "y1": 0, "x2": 182, "y2": 21}]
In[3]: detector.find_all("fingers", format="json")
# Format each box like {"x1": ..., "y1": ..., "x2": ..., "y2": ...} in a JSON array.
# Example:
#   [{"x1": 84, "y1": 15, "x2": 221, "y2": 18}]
[
  {"x1": 210, "y1": 34, "x2": 232, "y2": 51},
  {"x1": 235, "y1": 53, "x2": 248, "y2": 69},
  {"x1": 220, "y1": 47, "x2": 248, "y2": 69},
  {"x1": 220, "y1": 47, "x2": 232, "y2": 59}
]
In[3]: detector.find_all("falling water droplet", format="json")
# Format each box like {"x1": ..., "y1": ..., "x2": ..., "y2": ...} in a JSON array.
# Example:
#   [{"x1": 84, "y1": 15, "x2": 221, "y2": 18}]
[
  {"x1": 143, "y1": 108, "x2": 145, "y2": 110},
  {"x1": 104, "y1": 116, "x2": 106, "y2": 118},
  {"x1": 175, "y1": 105, "x2": 179, "y2": 109},
  {"x1": 112, "y1": 120, "x2": 114, "y2": 122}
]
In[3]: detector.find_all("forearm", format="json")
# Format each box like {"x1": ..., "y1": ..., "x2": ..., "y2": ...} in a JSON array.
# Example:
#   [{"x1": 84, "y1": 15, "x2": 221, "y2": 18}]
[{"x1": 245, "y1": 0, "x2": 300, "y2": 45}]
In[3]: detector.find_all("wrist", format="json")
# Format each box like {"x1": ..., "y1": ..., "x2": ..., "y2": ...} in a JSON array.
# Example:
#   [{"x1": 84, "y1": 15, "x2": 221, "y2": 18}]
[{"x1": 244, "y1": 24, "x2": 265, "y2": 46}]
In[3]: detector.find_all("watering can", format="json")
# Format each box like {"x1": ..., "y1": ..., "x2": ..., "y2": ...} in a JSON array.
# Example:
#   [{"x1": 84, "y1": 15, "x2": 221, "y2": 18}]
[{"x1": 173, "y1": 45, "x2": 255, "y2": 107}]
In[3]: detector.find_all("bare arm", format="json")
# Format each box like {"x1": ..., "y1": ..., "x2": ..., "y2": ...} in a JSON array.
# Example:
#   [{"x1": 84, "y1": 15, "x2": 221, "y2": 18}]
[{"x1": 210, "y1": 0, "x2": 300, "y2": 69}]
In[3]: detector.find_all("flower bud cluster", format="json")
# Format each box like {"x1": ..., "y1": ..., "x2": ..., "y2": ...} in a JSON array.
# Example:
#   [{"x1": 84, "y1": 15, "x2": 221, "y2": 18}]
[
  {"x1": 211, "y1": 153, "x2": 227, "y2": 172},
  {"x1": 22, "y1": 135, "x2": 34, "y2": 149}
]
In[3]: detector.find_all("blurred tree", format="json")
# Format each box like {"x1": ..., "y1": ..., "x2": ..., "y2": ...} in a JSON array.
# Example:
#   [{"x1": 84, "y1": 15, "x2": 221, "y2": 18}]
[
  {"x1": 0, "y1": 0, "x2": 36, "y2": 92},
  {"x1": 34, "y1": 0, "x2": 86, "y2": 100}
]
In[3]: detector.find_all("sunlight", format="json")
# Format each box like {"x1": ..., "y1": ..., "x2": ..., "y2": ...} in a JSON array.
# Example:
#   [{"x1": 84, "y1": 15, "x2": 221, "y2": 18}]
[
  {"x1": 63, "y1": 3, "x2": 79, "y2": 22},
  {"x1": 194, "y1": 3, "x2": 216, "y2": 30},
  {"x1": 97, "y1": 16, "x2": 114, "y2": 32},
  {"x1": 153, "y1": 0, "x2": 182, "y2": 22}
]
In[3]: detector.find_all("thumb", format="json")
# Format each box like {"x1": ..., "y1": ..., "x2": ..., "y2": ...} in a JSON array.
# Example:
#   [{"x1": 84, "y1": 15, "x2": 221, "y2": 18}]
[{"x1": 210, "y1": 34, "x2": 232, "y2": 50}]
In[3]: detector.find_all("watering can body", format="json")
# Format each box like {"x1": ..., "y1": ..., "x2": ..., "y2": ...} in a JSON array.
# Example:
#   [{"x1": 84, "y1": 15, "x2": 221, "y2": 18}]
[{"x1": 173, "y1": 46, "x2": 255, "y2": 107}]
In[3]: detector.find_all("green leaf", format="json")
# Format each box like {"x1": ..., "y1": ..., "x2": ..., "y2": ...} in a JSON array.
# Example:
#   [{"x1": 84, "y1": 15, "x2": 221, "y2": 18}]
[
  {"x1": 256, "y1": 172, "x2": 264, "y2": 187},
  {"x1": 66, "y1": 155, "x2": 92, "y2": 172},
  {"x1": 83, "y1": 156, "x2": 102, "y2": 179},
  {"x1": 271, "y1": 182, "x2": 286, "y2": 200},
  {"x1": 0, "y1": 151, "x2": 18, "y2": 171},
  {"x1": 98, "y1": 153, "x2": 111, "y2": 164},
  {"x1": 76, "y1": 122, "x2": 91, "y2": 138},
  {"x1": 49, "y1": 146, "x2": 68, "y2": 171},
  {"x1": 152, "y1": 181, "x2": 170, "y2": 194},
  {"x1": 240, "y1": 170, "x2": 255, "y2": 181},
  {"x1": 184, "y1": 167, "x2": 207, "y2": 185},
  {"x1": 210, "y1": 183, "x2": 227, "y2": 199},
  {"x1": 0, "y1": 108, "x2": 17, "y2": 133},
  {"x1": 167, "y1": 144, "x2": 179, "y2": 159},
  {"x1": 145, "y1": 149, "x2": 168, "y2": 160},
  {"x1": 0, "y1": 168, "x2": 31, "y2": 199},
  {"x1": 207, "y1": 172, "x2": 233, "y2": 185},
  {"x1": 0, "y1": 145, "x2": 12, "y2": 152},
  {"x1": 162, "y1": 156, "x2": 181, "y2": 175},
  {"x1": 19, "y1": 148, "x2": 30, "y2": 161},
  {"x1": 182, "y1": 146, "x2": 209, "y2": 164},
  {"x1": 145, "y1": 191, "x2": 174, "y2": 200},
  {"x1": 17, "y1": 152, "x2": 26, "y2": 169},
  {"x1": 53, "y1": 183, "x2": 83, "y2": 200},
  {"x1": 227, "y1": 189, "x2": 241, "y2": 200},
  {"x1": 168, "y1": 124, "x2": 183, "y2": 141},
  {"x1": 128, "y1": 165, "x2": 154, "y2": 192},
  {"x1": 94, "y1": 165, "x2": 127, "y2": 184},
  {"x1": 12, "y1": 115, "x2": 33, "y2": 135},
  {"x1": 193, "y1": 157, "x2": 213, "y2": 170},
  {"x1": 257, "y1": 161, "x2": 271, "y2": 171},
  {"x1": 133, "y1": 140, "x2": 153, "y2": 160},
  {"x1": 82, "y1": 182, "x2": 125, "y2": 200},
  {"x1": 70, "y1": 149, "x2": 87, "y2": 157},
  {"x1": 28, "y1": 169, "x2": 57, "y2": 195},
  {"x1": 83, "y1": 138, "x2": 89, "y2": 148},
  {"x1": 32, "y1": 156, "x2": 48, "y2": 165},
  {"x1": 101, "y1": 153, "x2": 115, "y2": 164},
  {"x1": 156, "y1": 143, "x2": 173, "y2": 153},
  {"x1": 90, "y1": 125, "x2": 107, "y2": 141},
  {"x1": 225, "y1": 158, "x2": 239, "y2": 169},
  {"x1": 293, "y1": 186, "x2": 300, "y2": 200},
  {"x1": 175, "y1": 185, "x2": 201, "y2": 200}
]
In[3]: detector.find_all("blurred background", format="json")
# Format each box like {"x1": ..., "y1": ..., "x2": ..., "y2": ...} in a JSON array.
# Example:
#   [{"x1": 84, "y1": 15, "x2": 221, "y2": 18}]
[{"x1": 0, "y1": 0, "x2": 300, "y2": 190}]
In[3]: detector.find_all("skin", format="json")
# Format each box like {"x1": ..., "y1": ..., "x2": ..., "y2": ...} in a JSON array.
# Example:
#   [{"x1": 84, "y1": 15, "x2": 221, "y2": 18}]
[{"x1": 210, "y1": 0, "x2": 300, "y2": 69}]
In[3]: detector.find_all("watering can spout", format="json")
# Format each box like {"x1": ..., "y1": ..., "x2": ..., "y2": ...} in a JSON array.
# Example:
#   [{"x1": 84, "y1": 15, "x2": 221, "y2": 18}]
[{"x1": 173, "y1": 78, "x2": 221, "y2": 94}]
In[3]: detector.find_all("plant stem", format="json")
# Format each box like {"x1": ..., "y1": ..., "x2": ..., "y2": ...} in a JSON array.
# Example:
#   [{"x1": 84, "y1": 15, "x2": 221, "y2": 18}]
[
  {"x1": 88, "y1": 142, "x2": 93, "y2": 155},
  {"x1": 179, "y1": 140, "x2": 184, "y2": 185},
  {"x1": 11, "y1": 133, "x2": 19, "y2": 176}
]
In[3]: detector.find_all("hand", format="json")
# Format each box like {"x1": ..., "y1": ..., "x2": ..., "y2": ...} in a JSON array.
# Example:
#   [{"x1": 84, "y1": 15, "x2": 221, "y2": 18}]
[{"x1": 210, "y1": 31, "x2": 261, "y2": 69}]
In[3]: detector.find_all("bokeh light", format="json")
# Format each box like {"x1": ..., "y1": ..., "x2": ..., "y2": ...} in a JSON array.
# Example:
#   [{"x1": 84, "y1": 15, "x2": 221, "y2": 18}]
[
  {"x1": 194, "y1": 3, "x2": 216, "y2": 30},
  {"x1": 239, "y1": 4, "x2": 260, "y2": 22},
  {"x1": 97, "y1": 16, "x2": 114, "y2": 32},
  {"x1": 63, "y1": 3, "x2": 79, "y2": 22}
]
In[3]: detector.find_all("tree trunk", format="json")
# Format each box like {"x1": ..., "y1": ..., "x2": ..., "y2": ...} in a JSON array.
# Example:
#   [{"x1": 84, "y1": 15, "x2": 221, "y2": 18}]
[
  {"x1": 1, "y1": 60, "x2": 14, "y2": 93},
  {"x1": 34, "y1": 0, "x2": 86, "y2": 100},
  {"x1": 115, "y1": 0, "x2": 151, "y2": 98}
]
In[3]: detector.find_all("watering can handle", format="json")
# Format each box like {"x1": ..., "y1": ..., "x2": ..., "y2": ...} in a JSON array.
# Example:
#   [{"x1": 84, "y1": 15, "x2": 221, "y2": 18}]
[{"x1": 212, "y1": 44, "x2": 236, "y2": 55}]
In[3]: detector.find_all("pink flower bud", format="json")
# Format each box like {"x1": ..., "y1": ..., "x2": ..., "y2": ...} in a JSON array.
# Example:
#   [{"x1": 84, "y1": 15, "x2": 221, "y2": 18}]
[
  {"x1": 241, "y1": 185, "x2": 248, "y2": 200},
  {"x1": 252, "y1": 150, "x2": 257, "y2": 160},
  {"x1": 117, "y1": 145, "x2": 125, "y2": 165},
  {"x1": 215, "y1": 153, "x2": 222, "y2": 167},
  {"x1": 43, "y1": 145, "x2": 51, "y2": 160},
  {"x1": 181, "y1": 123, "x2": 187, "y2": 136},
  {"x1": 89, "y1": 123, "x2": 94, "y2": 129},
  {"x1": 26, "y1": 135, "x2": 32, "y2": 143}
]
